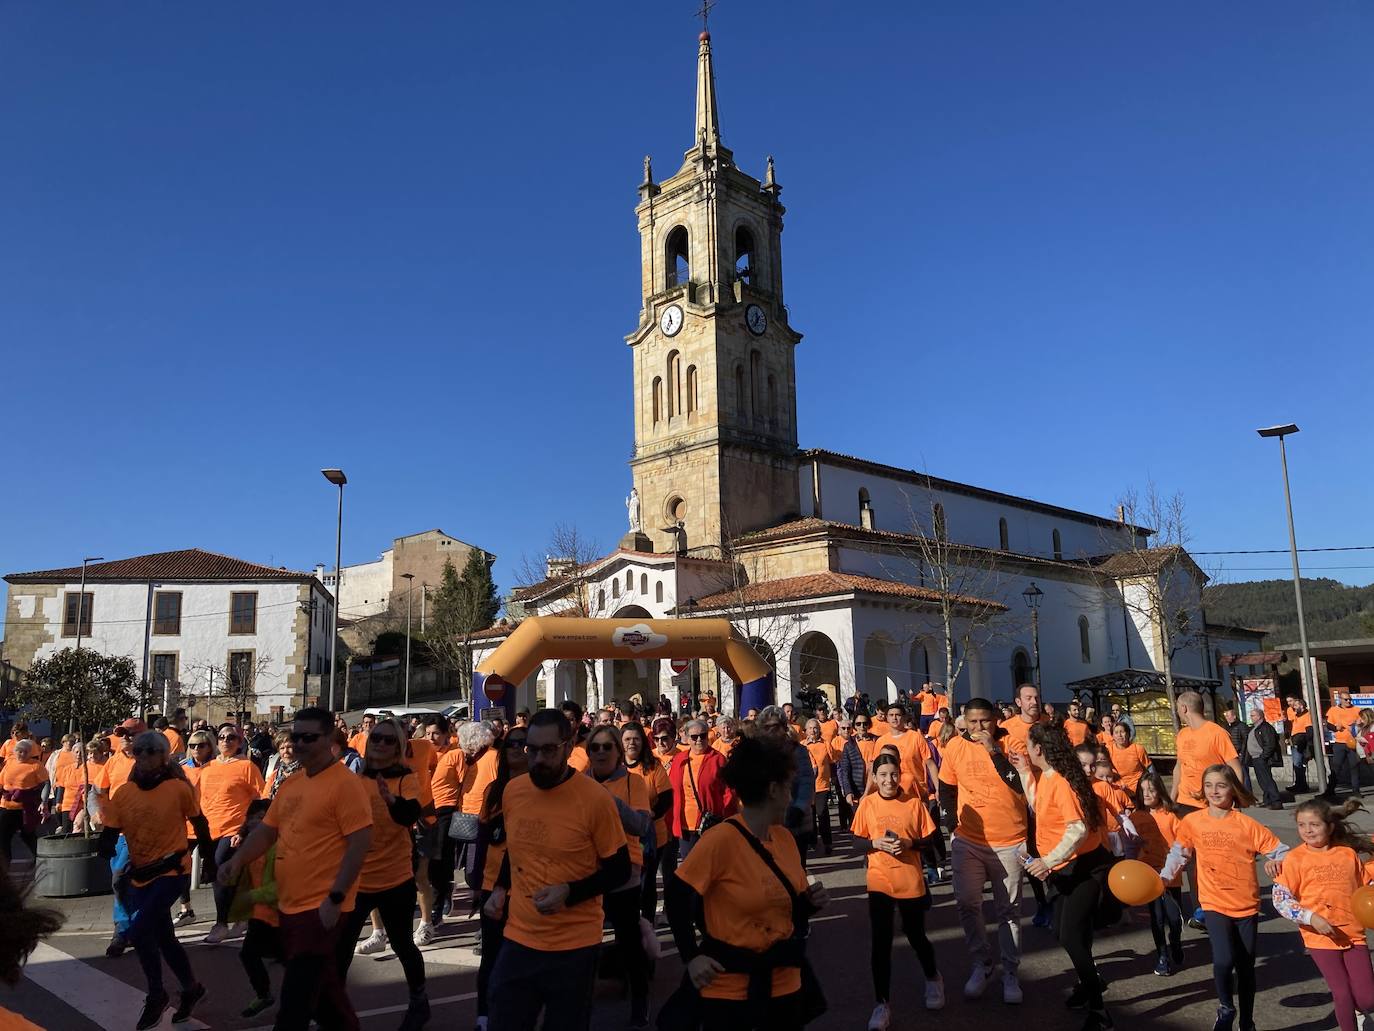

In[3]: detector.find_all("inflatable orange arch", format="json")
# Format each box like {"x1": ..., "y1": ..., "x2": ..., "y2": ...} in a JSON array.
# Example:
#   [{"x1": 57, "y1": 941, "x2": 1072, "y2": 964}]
[{"x1": 473, "y1": 617, "x2": 775, "y2": 715}]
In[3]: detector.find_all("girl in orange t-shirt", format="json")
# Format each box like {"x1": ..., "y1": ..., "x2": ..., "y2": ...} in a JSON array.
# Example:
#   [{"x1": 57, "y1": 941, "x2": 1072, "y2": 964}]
[
  {"x1": 1272, "y1": 798, "x2": 1374, "y2": 1031},
  {"x1": 1160, "y1": 765, "x2": 1287, "y2": 1031},
  {"x1": 804, "y1": 720, "x2": 834, "y2": 857},
  {"x1": 1132, "y1": 769, "x2": 1185, "y2": 975},
  {"x1": 851, "y1": 753, "x2": 943, "y2": 1026}
]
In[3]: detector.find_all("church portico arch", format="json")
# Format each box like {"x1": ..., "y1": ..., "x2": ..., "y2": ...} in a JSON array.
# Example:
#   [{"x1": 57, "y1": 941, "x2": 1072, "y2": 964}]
[
  {"x1": 863, "y1": 631, "x2": 900, "y2": 704},
  {"x1": 790, "y1": 631, "x2": 840, "y2": 711}
]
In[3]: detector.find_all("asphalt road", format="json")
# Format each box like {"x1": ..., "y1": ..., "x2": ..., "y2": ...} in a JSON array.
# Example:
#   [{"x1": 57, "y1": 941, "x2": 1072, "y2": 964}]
[{"x1": 0, "y1": 801, "x2": 1355, "y2": 1031}]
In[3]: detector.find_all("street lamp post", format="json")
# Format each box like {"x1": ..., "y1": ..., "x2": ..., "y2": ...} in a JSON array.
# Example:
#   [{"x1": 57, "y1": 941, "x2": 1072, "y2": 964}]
[
  {"x1": 70, "y1": 556, "x2": 103, "y2": 733},
  {"x1": 1023, "y1": 582, "x2": 1044, "y2": 689},
  {"x1": 321, "y1": 469, "x2": 347, "y2": 713},
  {"x1": 401, "y1": 573, "x2": 415, "y2": 708},
  {"x1": 1257, "y1": 423, "x2": 1327, "y2": 794}
]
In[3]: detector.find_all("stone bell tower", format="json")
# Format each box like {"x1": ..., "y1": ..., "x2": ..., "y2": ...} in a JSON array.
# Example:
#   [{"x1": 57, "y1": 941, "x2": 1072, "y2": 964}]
[{"x1": 625, "y1": 30, "x2": 802, "y2": 557}]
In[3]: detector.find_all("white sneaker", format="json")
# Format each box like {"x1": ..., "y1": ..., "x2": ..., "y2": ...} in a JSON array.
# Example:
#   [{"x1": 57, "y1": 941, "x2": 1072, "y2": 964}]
[
  {"x1": 1002, "y1": 972, "x2": 1023, "y2": 1004},
  {"x1": 925, "y1": 975, "x2": 946, "y2": 1010},
  {"x1": 867, "y1": 1002, "x2": 892, "y2": 1030},
  {"x1": 413, "y1": 922, "x2": 436, "y2": 946},
  {"x1": 355, "y1": 930, "x2": 388, "y2": 955},
  {"x1": 203, "y1": 924, "x2": 229, "y2": 945},
  {"x1": 964, "y1": 963, "x2": 995, "y2": 998}
]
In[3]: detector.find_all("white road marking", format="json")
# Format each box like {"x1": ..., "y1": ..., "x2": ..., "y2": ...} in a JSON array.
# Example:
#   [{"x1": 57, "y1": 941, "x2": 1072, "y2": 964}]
[{"x1": 24, "y1": 941, "x2": 209, "y2": 1030}]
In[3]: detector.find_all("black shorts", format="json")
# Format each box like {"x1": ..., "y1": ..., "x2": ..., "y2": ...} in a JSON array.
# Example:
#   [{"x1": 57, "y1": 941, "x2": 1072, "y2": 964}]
[{"x1": 416, "y1": 810, "x2": 452, "y2": 860}]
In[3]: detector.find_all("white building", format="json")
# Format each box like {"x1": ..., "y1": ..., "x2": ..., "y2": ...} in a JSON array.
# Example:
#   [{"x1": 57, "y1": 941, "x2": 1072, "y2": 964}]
[{"x1": 2, "y1": 549, "x2": 334, "y2": 723}]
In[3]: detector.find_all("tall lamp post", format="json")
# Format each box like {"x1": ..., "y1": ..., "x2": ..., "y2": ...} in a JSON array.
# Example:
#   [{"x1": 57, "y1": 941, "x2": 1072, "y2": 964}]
[
  {"x1": 70, "y1": 556, "x2": 103, "y2": 733},
  {"x1": 321, "y1": 468, "x2": 347, "y2": 713},
  {"x1": 401, "y1": 572, "x2": 415, "y2": 708},
  {"x1": 1257, "y1": 423, "x2": 1327, "y2": 794},
  {"x1": 1023, "y1": 582, "x2": 1044, "y2": 689}
]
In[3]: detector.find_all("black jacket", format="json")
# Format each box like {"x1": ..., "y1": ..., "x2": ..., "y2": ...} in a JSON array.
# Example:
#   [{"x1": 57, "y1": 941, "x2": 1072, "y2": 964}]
[{"x1": 1248, "y1": 720, "x2": 1281, "y2": 765}]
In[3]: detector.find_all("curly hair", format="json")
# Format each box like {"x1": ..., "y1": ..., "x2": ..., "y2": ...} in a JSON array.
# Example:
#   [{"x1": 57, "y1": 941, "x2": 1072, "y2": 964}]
[
  {"x1": 1294, "y1": 797, "x2": 1374, "y2": 856},
  {"x1": 721, "y1": 734, "x2": 795, "y2": 806},
  {"x1": 457, "y1": 720, "x2": 496, "y2": 756},
  {"x1": 1029, "y1": 721, "x2": 1103, "y2": 832}
]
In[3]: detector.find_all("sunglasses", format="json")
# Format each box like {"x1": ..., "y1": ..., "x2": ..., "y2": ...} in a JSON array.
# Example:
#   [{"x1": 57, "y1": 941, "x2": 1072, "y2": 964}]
[
  {"x1": 290, "y1": 731, "x2": 323, "y2": 744},
  {"x1": 369, "y1": 733, "x2": 399, "y2": 745},
  {"x1": 588, "y1": 742, "x2": 617, "y2": 753},
  {"x1": 219, "y1": 734, "x2": 238, "y2": 741},
  {"x1": 687, "y1": 733, "x2": 707, "y2": 742},
  {"x1": 192, "y1": 741, "x2": 213, "y2": 749}
]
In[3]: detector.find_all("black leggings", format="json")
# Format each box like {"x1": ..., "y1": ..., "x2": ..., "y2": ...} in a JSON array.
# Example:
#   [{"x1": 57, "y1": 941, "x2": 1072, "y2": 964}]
[
  {"x1": 1203, "y1": 910, "x2": 1258, "y2": 1024},
  {"x1": 240, "y1": 918, "x2": 279, "y2": 998},
  {"x1": 1148, "y1": 886, "x2": 1184, "y2": 952},
  {"x1": 700, "y1": 990, "x2": 804, "y2": 1030},
  {"x1": 640, "y1": 846, "x2": 664, "y2": 924},
  {"x1": 475, "y1": 890, "x2": 506, "y2": 1018},
  {"x1": 868, "y1": 892, "x2": 937, "y2": 1002},
  {"x1": 336, "y1": 880, "x2": 426, "y2": 995},
  {"x1": 604, "y1": 886, "x2": 649, "y2": 1007},
  {"x1": 1048, "y1": 848, "x2": 1110, "y2": 1010},
  {"x1": 212, "y1": 836, "x2": 237, "y2": 924},
  {"x1": 811, "y1": 792, "x2": 832, "y2": 849},
  {"x1": 427, "y1": 808, "x2": 458, "y2": 917},
  {"x1": 0, "y1": 809, "x2": 35, "y2": 865}
]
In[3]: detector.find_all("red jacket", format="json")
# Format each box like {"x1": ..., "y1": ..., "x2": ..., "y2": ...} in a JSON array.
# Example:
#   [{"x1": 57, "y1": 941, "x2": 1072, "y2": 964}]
[{"x1": 668, "y1": 748, "x2": 736, "y2": 837}]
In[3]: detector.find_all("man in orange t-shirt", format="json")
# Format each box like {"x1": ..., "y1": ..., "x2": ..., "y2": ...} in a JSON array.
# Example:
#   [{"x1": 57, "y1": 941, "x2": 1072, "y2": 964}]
[
  {"x1": 938, "y1": 696, "x2": 1031, "y2": 1001},
  {"x1": 485, "y1": 709, "x2": 629, "y2": 1030},
  {"x1": 919, "y1": 683, "x2": 940, "y2": 732},
  {"x1": 1324, "y1": 693, "x2": 1363, "y2": 799},
  {"x1": 348, "y1": 713, "x2": 375, "y2": 756},
  {"x1": 1288, "y1": 699, "x2": 1313, "y2": 793},
  {"x1": 1062, "y1": 700, "x2": 1091, "y2": 747},
  {"x1": 219, "y1": 707, "x2": 373, "y2": 1031},
  {"x1": 1171, "y1": 692, "x2": 1243, "y2": 808},
  {"x1": 884, "y1": 704, "x2": 938, "y2": 798}
]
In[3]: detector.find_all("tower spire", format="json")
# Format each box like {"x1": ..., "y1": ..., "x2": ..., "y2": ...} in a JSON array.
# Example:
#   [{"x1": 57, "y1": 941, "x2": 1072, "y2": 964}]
[{"x1": 694, "y1": 25, "x2": 721, "y2": 152}]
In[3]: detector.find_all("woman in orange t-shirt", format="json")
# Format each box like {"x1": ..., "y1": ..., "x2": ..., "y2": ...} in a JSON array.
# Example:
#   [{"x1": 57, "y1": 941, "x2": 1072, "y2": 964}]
[
  {"x1": 1025, "y1": 722, "x2": 1113, "y2": 1029},
  {"x1": 804, "y1": 719, "x2": 834, "y2": 857},
  {"x1": 851, "y1": 752, "x2": 943, "y2": 1026},
  {"x1": 199, "y1": 724, "x2": 266, "y2": 943},
  {"x1": 335, "y1": 716, "x2": 429, "y2": 1027},
  {"x1": 623, "y1": 721, "x2": 674, "y2": 925},
  {"x1": 1132, "y1": 769, "x2": 1185, "y2": 975},
  {"x1": 0, "y1": 740, "x2": 47, "y2": 863},
  {"x1": 1107, "y1": 722, "x2": 1152, "y2": 794},
  {"x1": 1272, "y1": 797, "x2": 1374, "y2": 1031},
  {"x1": 1160, "y1": 765, "x2": 1287, "y2": 1031},
  {"x1": 472, "y1": 723, "x2": 528, "y2": 1029}
]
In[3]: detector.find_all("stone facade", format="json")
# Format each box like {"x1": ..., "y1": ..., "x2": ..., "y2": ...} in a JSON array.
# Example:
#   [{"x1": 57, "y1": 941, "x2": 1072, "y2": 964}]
[{"x1": 1, "y1": 584, "x2": 59, "y2": 668}]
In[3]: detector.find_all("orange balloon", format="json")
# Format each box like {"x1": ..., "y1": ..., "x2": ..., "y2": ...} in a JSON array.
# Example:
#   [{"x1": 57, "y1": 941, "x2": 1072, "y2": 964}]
[
  {"x1": 1108, "y1": 859, "x2": 1165, "y2": 906},
  {"x1": 1351, "y1": 887, "x2": 1374, "y2": 929}
]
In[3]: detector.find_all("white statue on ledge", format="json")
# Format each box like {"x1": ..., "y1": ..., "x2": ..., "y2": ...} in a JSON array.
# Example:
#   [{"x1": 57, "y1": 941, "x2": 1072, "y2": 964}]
[{"x1": 626, "y1": 487, "x2": 642, "y2": 533}]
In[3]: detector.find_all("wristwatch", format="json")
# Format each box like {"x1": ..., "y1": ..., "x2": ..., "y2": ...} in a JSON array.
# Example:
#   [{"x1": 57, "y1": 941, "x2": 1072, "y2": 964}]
[{"x1": 328, "y1": 890, "x2": 345, "y2": 905}]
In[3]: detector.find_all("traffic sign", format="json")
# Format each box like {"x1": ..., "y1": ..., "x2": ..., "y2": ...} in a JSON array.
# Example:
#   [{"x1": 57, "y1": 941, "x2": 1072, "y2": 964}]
[
  {"x1": 484, "y1": 675, "x2": 509, "y2": 704},
  {"x1": 670, "y1": 659, "x2": 690, "y2": 676}
]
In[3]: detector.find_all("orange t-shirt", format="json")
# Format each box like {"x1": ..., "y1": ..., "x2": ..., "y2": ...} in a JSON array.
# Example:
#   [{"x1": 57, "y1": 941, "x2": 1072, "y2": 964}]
[
  {"x1": 628, "y1": 761, "x2": 672, "y2": 848},
  {"x1": 1174, "y1": 808, "x2": 1281, "y2": 918},
  {"x1": 676, "y1": 816, "x2": 806, "y2": 1001},
  {"x1": 1063, "y1": 719, "x2": 1091, "y2": 746},
  {"x1": 0, "y1": 738, "x2": 24, "y2": 764},
  {"x1": 805, "y1": 741, "x2": 833, "y2": 793},
  {"x1": 197, "y1": 758, "x2": 266, "y2": 839},
  {"x1": 920, "y1": 693, "x2": 939, "y2": 717},
  {"x1": 712, "y1": 737, "x2": 735, "y2": 760},
  {"x1": 461, "y1": 748, "x2": 499, "y2": 816},
  {"x1": 850, "y1": 792, "x2": 936, "y2": 898},
  {"x1": 819, "y1": 719, "x2": 839, "y2": 744},
  {"x1": 1033, "y1": 770, "x2": 1104, "y2": 869},
  {"x1": 162, "y1": 727, "x2": 185, "y2": 756},
  {"x1": 1327, "y1": 706, "x2": 1360, "y2": 731},
  {"x1": 1096, "y1": 731, "x2": 1112, "y2": 747},
  {"x1": 405, "y1": 737, "x2": 438, "y2": 778},
  {"x1": 0, "y1": 1004, "x2": 45, "y2": 1029},
  {"x1": 998, "y1": 715, "x2": 1045, "y2": 757},
  {"x1": 938, "y1": 735, "x2": 1027, "y2": 849},
  {"x1": 1280, "y1": 844, "x2": 1372, "y2": 950},
  {"x1": 348, "y1": 731, "x2": 369, "y2": 755},
  {"x1": 104, "y1": 778, "x2": 200, "y2": 886},
  {"x1": 431, "y1": 748, "x2": 463, "y2": 810},
  {"x1": 96, "y1": 751, "x2": 137, "y2": 795},
  {"x1": 182, "y1": 764, "x2": 202, "y2": 837},
  {"x1": 925, "y1": 719, "x2": 945, "y2": 744},
  {"x1": 1106, "y1": 741, "x2": 1151, "y2": 793},
  {"x1": 1091, "y1": 781, "x2": 1123, "y2": 835},
  {"x1": 934, "y1": 694, "x2": 949, "y2": 714},
  {"x1": 264, "y1": 761, "x2": 373, "y2": 914},
  {"x1": 886, "y1": 730, "x2": 933, "y2": 796},
  {"x1": 1132, "y1": 806, "x2": 1182, "y2": 886},
  {"x1": 0, "y1": 759, "x2": 48, "y2": 808},
  {"x1": 1292, "y1": 713, "x2": 1313, "y2": 734},
  {"x1": 567, "y1": 745, "x2": 590, "y2": 773},
  {"x1": 357, "y1": 769, "x2": 425, "y2": 893},
  {"x1": 597, "y1": 770, "x2": 652, "y2": 867},
  {"x1": 681, "y1": 752, "x2": 709, "y2": 832},
  {"x1": 1174, "y1": 721, "x2": 1239, "y2": 804},
  {"x1": 502, "y1": 770, "x2": 626, "y2": 951},
  {"x1": 871, "y1": 719, "x2": 892, "y2": 738}
]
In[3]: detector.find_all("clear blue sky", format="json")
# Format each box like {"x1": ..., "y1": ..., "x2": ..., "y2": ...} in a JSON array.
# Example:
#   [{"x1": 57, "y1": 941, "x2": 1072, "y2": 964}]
[{"x1": 3, "y1": 1, "x2": 1372, "y2": 603}]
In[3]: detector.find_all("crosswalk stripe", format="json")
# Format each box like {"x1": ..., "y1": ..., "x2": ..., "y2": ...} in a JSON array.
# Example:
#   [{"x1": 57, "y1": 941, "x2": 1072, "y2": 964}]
[{"x1": 25, "y1": 941, "x2": 209, "y2": 1030}]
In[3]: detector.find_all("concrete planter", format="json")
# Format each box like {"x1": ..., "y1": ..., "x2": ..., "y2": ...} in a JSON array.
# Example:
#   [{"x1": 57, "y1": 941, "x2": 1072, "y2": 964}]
[{"x1": 34, "y1": 833, "x2": 110, "y2": 899}]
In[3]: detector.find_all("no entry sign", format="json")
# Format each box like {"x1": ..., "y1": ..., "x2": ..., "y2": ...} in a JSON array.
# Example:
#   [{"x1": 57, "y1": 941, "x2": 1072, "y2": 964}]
[
  {"x1": 670, "y1": 659, "x2": 691, "y2": 676},
  {"x1": 484, "y1": 675, "x2": 509, "y2": 703}
]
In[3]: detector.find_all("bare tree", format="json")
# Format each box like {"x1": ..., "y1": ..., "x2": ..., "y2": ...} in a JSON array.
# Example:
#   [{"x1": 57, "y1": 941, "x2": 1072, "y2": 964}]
[
  {"x1": 186, "y1": 653, "x2": 275, "y2": 724},
  {"x1": 428, "y1": 553, "x2": 501, "y2": 705},
  {"x1": 514, "y1": 523, "x2": 606, "y2": 707}
]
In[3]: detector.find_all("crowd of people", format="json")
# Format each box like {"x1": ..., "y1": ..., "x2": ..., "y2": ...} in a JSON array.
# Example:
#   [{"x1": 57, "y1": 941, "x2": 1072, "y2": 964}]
[{"x1": 0, "y1": 681, "x2": 1371, "y2": 1030}]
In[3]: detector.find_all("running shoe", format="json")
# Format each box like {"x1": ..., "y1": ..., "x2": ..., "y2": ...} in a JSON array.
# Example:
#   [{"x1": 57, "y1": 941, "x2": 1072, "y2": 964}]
[
  {"x1": 397, "y1": 992, "x2": 430, "y2": 1031},
  {"x1": 963, "y1": 963, "x2": 994, "y2": 998},
  {"x1": 1213, "y1": 1004, "x2": 1237, "y2": 1031},
  {"x1": 172, "y1": 982, "x2": 206, "y2": 1023},
  {"x1": 413, "y1": 922, "x2": 436, "y2": 946},
  {"x1": 1065, "y1": 975, "x2": 1108, "y2": 1010},
  {"x1": 1081, "y1": 1006, "x2": 1114, "y2": 1030},
  {"x1": 203, "y1": 923, "x2": 230, "y2": 944},
  {"x1": 1153, "y1": 950, "x2": 1173, "y2": 977},
  {"x1": 1032, "y1": 903, "x2": 1053, "y2": 928},
  {"x1": 172, "y1": 908, "x2": 196, "y2": 928},
  {"x1": 355, "y1": 930, "x2": 388, "y2": 955},
  {"x1": 926, "y1": 975, "x2": 946, "y2": 1010},
  {"x1": 1002, "y1": 972, "x2": 1023, "y2": 1004},
  {"x1": 105, "y1": 932, "x2": 129, "y2": 958},
  {"x1": 241, "y1": 995, "x2": 275, "y2": 1018},
  {"x1": 867, "y1": 1002, "x2": 892, "y2": 1030},
  {"x1": 136, "y1": 992, "x2": 169, "y2": 1031},
  {"x1": 227, "y1": 921, "x2": 248, "y2": 940}
]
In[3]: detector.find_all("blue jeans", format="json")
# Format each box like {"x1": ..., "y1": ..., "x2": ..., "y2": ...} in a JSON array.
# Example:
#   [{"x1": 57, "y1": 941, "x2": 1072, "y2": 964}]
[{"x1": 126, "y1": 874, "x2": 195, "y2": 996}]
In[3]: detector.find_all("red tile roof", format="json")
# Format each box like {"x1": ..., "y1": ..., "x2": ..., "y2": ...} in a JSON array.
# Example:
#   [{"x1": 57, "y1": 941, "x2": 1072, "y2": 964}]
[
  {"x1": 689, "y1": 571, "x2": 1006, "y2": 611},
  {"x1": 5, "y1": 549, "x2": 318, "y2": 584}
]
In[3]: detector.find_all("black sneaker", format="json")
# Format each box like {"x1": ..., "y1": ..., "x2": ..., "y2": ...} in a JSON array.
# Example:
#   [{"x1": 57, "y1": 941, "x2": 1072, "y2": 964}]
[
  {"x1": 241, "y1": 995, "x2": 275, "y2": 1018},
  {"x1": 1152, "y1": 950, "x2": 1172, "y2": 976},
  {"x1": 105, "y1": 933, "x2": 129, "y2": 958},
  {"x1": 1187, "y1": 917, "x2": 1208, "y2": 932},
  {"x1": 136, "y1": 992, "x2": 169, "y2": 1030},
  {"x1": 1065, "y1": 974, "x2": 1109, "y2": 1009},
  {"x1": 172, "y1": 982, "x2": 206, "y2": 1023},
  {"x1": 1081, "y1": 1007, "x2": 1114, "y2": 1031},
  {"x1": 397, "y1": 992, "x2": 430, "y2": 1031},
  {"x1": 1213, "y1": 1004, "x2": 1237, "y2": 1031}
]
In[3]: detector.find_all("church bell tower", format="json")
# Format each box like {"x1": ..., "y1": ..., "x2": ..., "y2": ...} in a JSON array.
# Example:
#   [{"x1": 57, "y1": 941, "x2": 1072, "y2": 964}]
[{"x1": 626, "y1": 30, "x2": 802, "y2": 557}]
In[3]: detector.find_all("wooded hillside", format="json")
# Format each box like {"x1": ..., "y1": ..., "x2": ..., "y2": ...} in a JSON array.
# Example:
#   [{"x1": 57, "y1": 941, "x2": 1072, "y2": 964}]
[{"x1": 1204, "y1": 578, "x2": 1374, "y2": 643}]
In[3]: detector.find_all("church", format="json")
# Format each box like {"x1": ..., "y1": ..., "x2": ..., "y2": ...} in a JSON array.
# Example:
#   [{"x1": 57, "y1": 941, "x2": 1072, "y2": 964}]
[{"x1": 475, "y1": 30, "x2": 1262, "y2": 751}]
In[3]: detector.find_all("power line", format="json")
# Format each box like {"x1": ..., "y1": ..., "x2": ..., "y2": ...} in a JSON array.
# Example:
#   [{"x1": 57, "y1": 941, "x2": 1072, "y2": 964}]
[{"x1": 1192, "y1": 546, "x2": 1374, "y2": 555}]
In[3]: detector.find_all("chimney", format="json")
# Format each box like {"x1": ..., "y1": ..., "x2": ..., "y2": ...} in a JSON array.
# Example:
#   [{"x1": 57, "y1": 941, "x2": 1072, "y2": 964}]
[
  {"x1": 546, "y1": 556, "x2": 576, "y2": 579},
  {"x1": 1115, "y1": 504, "x2": 1125, "y2": 524}
]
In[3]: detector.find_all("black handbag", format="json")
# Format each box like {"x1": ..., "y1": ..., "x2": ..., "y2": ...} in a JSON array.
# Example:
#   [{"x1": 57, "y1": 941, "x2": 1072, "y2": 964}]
[
  {"x1": 685, "y1": 758, "x2": 721, "y2": 834},
  {"x1": 447, "y1": 811, "x2": 480, "y2": 843}
]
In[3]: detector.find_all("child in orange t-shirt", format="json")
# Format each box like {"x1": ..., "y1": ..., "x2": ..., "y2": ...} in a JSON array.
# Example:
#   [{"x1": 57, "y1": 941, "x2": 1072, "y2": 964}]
[
  {"x1": 851, "y1": 753, "x2": 943, "y2": 1025},
  {"x1": 1161, "y1": 765, "x2": 1288, "y2": 1030},
  {"x1": 1133, "y1": 769, "x2": 1185, "y2": 975},
  {"x1": 1272, "y1": 798, "x2": 1374, "y2": 1031},
  {"x1": 804, "y1": 720, "x2": 834, "y2": 857}
]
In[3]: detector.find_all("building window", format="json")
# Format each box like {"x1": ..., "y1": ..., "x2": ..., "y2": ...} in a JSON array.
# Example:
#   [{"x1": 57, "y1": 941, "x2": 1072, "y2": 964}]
[
  {"x1": 640, "y1": 574, "x2": 648, "y2": 595},
  {"x1": 151, "y1": 652, "x2": 178, "y2": 694},
  {"x1": 625, "y1": 570, "x2": 633, "y2": 591},
  {"x1": 62, "y1": 592, "x2": 93, "y2": 638},
  {"x1": 228, "y1": 650, "x2": 254, "y2": 690},
  {"x1": 767, "y1": 374, "x2": 777, "y2": 425},
  {"x1": 735, "y1": 225, "x2": 755, "y2": 284},
  {"x1": 597, "y1": 589, "x2": 605, "y2": 611},
  {"x1": 666, "y1": 226, "x2": 690, "y2": 288},
  {"x1": 655, "y1": 581, "x2": 664, "y2": 604},
  {"x1": 667, "y1": 350, "x2": 682, "y2": 417},
  {"x1": 686, "y1": 365, "x2": 698, "y2": 415},
  {"x1": 933, "y1": 503, "x2": 947, "y2": 542},
  {"x1": 652, "y1": 376, "x2": 663, "y2": 424},
  {"x1": 612, "y1": 580, "x2": 620, "y2": 600},
  {"x1": 229, "y1": 592, "x2": 258, "y2": 635},
  {"x1": 858, "y1": 487, "x2": 874, "y2": 530},
  {"x1": 1012, "y1": 648, "x2": 1032, "y2": 689},
  {"x1": 749, "y1": 350, "x2": 762, "y2": 417},
  {"x1": 1052, "y1": 528, "x2": 1063, "y2": 560},
  {"x1": 734, "y1": 364, "x2": 746, "y2": 418},
  {"x1": 153, "y1": 591, "x2": 182, "y2": 636},
  {"x1": 998, "y1": 517, "x2": 1009, "y2": 551},
  {"x1": 1078, "y1": 616, "x2": 1091, "y2": 663}
]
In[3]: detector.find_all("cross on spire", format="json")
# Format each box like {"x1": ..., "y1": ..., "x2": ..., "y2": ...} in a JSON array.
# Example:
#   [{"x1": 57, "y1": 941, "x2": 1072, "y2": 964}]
[{"x1": 696, "y1": 0, "x2": 716, "y2": 33}]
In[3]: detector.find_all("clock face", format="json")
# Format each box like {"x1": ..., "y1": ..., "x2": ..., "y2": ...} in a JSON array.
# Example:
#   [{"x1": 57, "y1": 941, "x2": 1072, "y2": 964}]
[
  {"x1": 745, "y1": 303, "x2": 767, "y2": 336},
  {"x1": 659, "y1": 304, "x2": 684, "y2": 337}
]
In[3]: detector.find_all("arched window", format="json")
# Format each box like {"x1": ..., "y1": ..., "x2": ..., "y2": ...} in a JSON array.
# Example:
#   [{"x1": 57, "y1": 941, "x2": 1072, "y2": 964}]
[
  {"x1": 734, "y1": 364, "x2": 746, "y2": 419},
  {"x1": 640, "y1": 573, "x2": 648, "y2": 595},
  {"x1": 666, "y1": 350, "x2": 682, "y2": 417},
  {"x1": 858, "y1": 487, "x2": 874, "y2": 530},
  {"x1": 655, "y1": 581, "x2": 664, "y2": 604},
  {"x1": 1052, "y1": 528, "x2": 1063, "y2": 560},
  {"x1": 1012, "y1": 649, "x2": 1032, "y2": 689},
  {"x1": 626, "y1": 570, "x2": 633, "y2": 591},
  {"x1": 750, "y1": 350, "x2": 762, "y2": 417},
  {"x1": 933, "y1": 503, "x2": 947, "y2": 542},
  {"x1": 597, "y1": 589, "x2": 605, "y2": 611},
  {"x1": 686, "y1": 365, "x2": 698, "y2": 415},
  {"x1": 767, "y1": 374, "x2": 777, "y2": 425},
  {"x1": 735, "y1": 225, "x2": 756, "y2": 284},
  {"x1": 612, "y1": 580, "x2": 620, "y2": 600},
  {"x1": 998, "y1": 517, "x2": 1009, "y2": 551},
  {"x1": 1078, "y1": 616, "x2": 1091, "y2": 663},
  {"x1": 666, "y1": 226, "x2": 689, "y2": 288},
  {"x1": 651, "y1": 376, "x2": 663, "y2": 425}
]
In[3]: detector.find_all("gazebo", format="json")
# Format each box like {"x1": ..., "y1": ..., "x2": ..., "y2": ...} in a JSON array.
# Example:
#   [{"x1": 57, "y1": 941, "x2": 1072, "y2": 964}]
[{"x1": 1064, "y1": 668, "x2": 1221, "y2": 756}]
